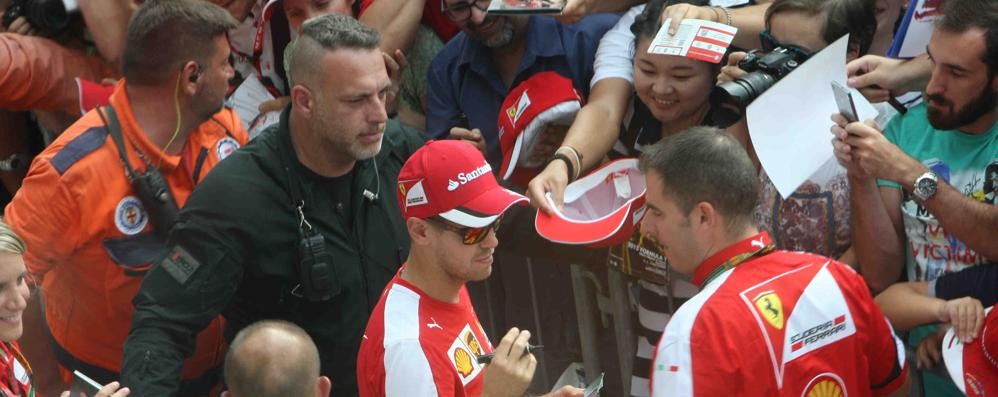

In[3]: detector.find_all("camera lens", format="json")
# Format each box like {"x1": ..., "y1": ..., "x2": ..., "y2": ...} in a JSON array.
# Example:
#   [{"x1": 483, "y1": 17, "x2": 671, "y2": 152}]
[
  {"x1": 714, "y1": 72, "x2": 776, "y2": 108},
  {"x1": 709, "y1": 72, "x2": 777, "y2": 127}
]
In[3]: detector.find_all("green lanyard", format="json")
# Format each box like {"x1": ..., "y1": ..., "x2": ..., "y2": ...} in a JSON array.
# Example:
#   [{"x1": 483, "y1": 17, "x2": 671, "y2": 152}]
[{"x1": 701, "y1": 243, "x2": 776, "y2": 287}]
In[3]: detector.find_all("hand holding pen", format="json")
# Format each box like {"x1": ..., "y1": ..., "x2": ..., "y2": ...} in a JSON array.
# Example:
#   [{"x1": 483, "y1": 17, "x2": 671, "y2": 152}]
[
  {"x1": 478, "y1": 344, "x2": 543, "y2": 364},
  {"x1": 480, "y1": 328, "x2": 539, "y2": 397}
]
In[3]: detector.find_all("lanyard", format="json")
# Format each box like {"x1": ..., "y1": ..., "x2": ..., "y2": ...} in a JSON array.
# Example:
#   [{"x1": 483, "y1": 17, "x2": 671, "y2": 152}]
[
  {"x1": 231, "y1": 0, "x2": 282, "y2": 98},
  {"x1": 694, "y1": 232, "x2": 776, "y2": 288}
]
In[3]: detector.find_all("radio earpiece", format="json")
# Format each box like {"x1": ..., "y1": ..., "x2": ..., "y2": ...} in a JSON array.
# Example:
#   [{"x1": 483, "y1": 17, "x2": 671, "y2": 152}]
[{"x1": 189, "y1": 63, "x2": 202, "y2": 83}]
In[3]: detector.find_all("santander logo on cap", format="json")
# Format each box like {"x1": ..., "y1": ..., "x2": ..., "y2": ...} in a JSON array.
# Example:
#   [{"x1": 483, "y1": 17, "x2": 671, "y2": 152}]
[{"x1": 447, "y1": 163, "x2": 493, "y2": 191}]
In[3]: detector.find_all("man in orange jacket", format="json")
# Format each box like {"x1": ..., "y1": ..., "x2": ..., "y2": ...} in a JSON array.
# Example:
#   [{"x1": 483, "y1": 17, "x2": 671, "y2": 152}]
[{"x1": 4, "y1": 1, "x2": 247, "y2": 395}]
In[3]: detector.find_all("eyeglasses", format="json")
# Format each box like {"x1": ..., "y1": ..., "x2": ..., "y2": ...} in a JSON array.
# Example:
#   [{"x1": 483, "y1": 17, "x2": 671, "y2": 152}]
[
  {"x1": 441, "y1": 0, "x2": 490, "y2": 22},
  {"x1": 758, "y1": 30, "x2": 814, "y2": 60},
  {"x1": 427, "y1": 215, "x2": 503, "y2": 245}
]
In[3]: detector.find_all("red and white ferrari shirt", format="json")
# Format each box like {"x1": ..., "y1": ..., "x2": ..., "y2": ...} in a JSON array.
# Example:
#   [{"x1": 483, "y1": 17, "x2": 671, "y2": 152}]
[
  {"x1": 651, "y1": 232, "x2": 908, "y2": 396},
  {"x1": 358, "y1": 269, "x2": 493, "y2": 397}
]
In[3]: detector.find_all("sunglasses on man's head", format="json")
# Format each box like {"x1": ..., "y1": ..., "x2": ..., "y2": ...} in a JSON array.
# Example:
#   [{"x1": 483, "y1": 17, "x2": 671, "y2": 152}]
[
  {"x1": 758, "y1": 30, "x2": 814, "y2": 60},
  {"x1": 427, "y1": 215, "x2": 503, "y2": 245},
  {"x1": 440, "y1": 0, "x2": 491, "y2": 22}
]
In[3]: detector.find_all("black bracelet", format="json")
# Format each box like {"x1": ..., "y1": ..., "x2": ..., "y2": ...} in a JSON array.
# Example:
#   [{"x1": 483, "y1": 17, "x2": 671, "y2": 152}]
[{"x1": 549, "y1": 153, "x2": 576, "y2": 183}]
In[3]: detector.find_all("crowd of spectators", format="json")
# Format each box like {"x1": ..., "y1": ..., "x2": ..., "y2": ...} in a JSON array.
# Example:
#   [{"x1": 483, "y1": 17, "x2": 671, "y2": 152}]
[{"x1": 0, "y1": 0, "x2": 994, "y2": 395}]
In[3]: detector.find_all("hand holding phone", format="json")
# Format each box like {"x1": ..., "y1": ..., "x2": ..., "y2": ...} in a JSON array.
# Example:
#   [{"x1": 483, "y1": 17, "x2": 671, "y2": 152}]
[{"x1": 831, "y1": 80, "x2": 859, "y2": 123}]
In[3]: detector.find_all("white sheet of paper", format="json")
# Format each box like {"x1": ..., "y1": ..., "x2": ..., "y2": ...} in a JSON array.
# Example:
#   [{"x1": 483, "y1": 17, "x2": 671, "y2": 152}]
[
  {"x1": 648, "y1": 18, "x2": 737, "y2": 64},
  {"x1": 746, "y1": 35, "x2": 878, "y2": 199},
  {"x1": 228, "y1": 76, "x2": 275, "y2": 131}
]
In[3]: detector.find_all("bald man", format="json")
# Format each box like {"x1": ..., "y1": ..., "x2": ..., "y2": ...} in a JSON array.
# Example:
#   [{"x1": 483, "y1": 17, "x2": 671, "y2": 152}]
[{"x1": 223, "y1": 321, "x2": 331, "y2": 397}]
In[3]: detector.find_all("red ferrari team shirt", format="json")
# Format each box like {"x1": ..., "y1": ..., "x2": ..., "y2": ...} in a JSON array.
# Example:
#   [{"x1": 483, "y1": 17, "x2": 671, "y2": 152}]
[
  {"x1": 651, "y1": 233, "x2": 908, "y2": 396},
  {"x1": 358, "y1": 269, "x2": 493, "y2": 397}
]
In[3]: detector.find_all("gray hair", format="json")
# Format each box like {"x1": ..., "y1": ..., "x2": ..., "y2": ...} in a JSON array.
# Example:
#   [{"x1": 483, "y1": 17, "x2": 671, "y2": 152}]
[
  {"x1": 0, "y1": 219, "x2": 24, "y2": 255},
  {"x1": 120, "y1": 0, "x2": 237, "y2": 85},
  {"x1": 639, "y1": 126, "x2": 759, "y2": 231},
  {"x1": 287, "y1": 14, "x2": 382, "y2": 86}
]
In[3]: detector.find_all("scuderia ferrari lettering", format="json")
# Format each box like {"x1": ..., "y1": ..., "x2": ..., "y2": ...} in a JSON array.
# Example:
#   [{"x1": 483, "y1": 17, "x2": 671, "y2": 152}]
[
  {"x1": 790, "y1": 315, "x2": 847, "y2": 352},
  {"x1": 448, "y1": 163, "x2": 492, "y2": 191}
]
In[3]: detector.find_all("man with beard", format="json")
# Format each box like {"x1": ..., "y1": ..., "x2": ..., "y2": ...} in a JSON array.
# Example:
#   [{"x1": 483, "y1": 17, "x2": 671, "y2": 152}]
[
  {"x1": 4, "y1": 1, "x2": 246, "y2": 396},
  {"x1": 832, "y1": 0, "x2": 998, "y2": 393},
  {"x1": 426, "y1": 1, "x2": 617, "y2": 168},
  {"x1": 120, "y1": 15, "x2": 424, "y2": 396}
]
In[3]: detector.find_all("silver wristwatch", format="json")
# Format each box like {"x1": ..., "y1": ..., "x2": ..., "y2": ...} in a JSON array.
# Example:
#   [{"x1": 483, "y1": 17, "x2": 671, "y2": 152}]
[{"x1": 912, "y1": 171, "x2": 938, "y2": 201}]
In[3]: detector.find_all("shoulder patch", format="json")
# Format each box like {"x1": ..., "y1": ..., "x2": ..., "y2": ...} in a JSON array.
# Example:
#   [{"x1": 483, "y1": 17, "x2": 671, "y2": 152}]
[
  {"x1": 160, "y1": 245, "x2": 201, "y2": 285},
  {"x1": 51, "y1": 127, "x2": 108, "y2": 175}
]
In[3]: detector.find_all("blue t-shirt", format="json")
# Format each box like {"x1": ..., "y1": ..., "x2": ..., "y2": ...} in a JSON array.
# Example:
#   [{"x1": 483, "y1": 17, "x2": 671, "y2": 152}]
[
  {"x1": 426, "y1": 14, "x2": 619, "y2": 168},
  {"x1": 878, "y1": 103, "x2": 998, "y2": 282}
]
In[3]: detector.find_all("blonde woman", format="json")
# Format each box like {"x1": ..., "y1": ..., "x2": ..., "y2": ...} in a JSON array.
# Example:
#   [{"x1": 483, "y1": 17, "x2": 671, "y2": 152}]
[
  {"x1": 0, "y1": 220, "x2": 127, "y2": 397},
  {"x1": 0, "y1": 219, "x2": 33, "y2": 397}
]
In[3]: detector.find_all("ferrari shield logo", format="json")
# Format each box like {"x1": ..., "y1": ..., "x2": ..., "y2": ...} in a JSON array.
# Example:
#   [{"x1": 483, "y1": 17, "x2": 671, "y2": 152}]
[{"x1": 753, "y1": 291, "x2": 784, "y2": 330}]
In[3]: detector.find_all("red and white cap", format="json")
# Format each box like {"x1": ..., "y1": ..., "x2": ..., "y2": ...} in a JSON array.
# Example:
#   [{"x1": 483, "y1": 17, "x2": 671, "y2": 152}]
[
  {"x1": 944, "y1": 305, "x2": 998, "y2": 396},
  {"x1": 397, "y1": 140, "x2": 528, "y2": 228},
  {"x1": 498, "y1": 71, "x2": 582, "y2": 185},
  {"x1": 535, "y1": 158, "x2": 646, "y2": 248}
]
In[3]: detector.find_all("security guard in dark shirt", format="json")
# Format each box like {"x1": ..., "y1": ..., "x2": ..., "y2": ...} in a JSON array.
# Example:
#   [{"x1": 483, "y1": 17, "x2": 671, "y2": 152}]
[{"x1": 121, "y1": 15, "x2": 424, "y2": 396}]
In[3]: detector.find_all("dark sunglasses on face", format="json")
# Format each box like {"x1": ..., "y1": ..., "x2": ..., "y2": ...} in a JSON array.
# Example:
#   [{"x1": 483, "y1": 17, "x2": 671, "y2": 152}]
[
  {"x1": 758, "y1": 30, "x2": 815, "y2": 60},
  {"x1": 427, "y1": 215, "x2": 503, "y2": 245},
  {"x1": 441, "y1": 0, "x2": 490, "y2": 22}
]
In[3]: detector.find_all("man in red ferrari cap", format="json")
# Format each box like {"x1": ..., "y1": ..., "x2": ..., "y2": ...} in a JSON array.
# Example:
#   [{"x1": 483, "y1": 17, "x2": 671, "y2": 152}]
[{"x1": 357, "y1": 140, "x2": 582, "y2": 397}]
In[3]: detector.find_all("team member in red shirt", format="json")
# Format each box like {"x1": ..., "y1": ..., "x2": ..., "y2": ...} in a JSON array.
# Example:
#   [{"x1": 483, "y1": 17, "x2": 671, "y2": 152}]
[
  {"x1": 357, "y1": 140, "x2": 581, "y2": 397},
  {"x1": 639, "y1": 127, "x2": 909, "y2": 396},
  {"x1": 4, "y1": 1, "x2": 246, "y2": 395}
]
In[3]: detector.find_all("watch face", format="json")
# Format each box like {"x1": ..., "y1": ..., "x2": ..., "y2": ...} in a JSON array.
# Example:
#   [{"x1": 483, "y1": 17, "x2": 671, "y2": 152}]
[{"x1": 915, "y1": 174, "x2": 937, "y2": 200}]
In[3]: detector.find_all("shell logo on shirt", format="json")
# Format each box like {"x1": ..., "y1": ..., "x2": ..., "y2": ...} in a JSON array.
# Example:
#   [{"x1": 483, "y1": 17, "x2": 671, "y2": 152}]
[
  {"x1": 453, "y1": 348, "x2": 474, "y2": 377},
  {"x1": 802, "y1": 373, "x2": 845, "y2": 397},
  {"x1": 753, "y1": 291, "x2": 784, "y2": 330},
  {"x1": 447, "y1": 324, "x2": 485, "y2": 385}
]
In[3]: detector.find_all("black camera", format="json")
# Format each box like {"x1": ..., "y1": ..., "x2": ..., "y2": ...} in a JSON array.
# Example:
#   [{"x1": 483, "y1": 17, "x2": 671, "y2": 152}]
[
  {"x1": 297, "y1": 233, "x2": 339, "y2": 302},
  {"x1": 131, "y1": 168, "x2": 180, "y2": 238},
  {"x1": 2, "y1": 0, "x2": 73, "y2": 36},
  {"x1": 711, "y1": 48, "x2": 810, "y2": 126}
]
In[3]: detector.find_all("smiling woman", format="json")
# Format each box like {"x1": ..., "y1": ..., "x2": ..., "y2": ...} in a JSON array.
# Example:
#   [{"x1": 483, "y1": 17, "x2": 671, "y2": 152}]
[{"x1": 0, "y1": 219, "x2": 32, "y2": 397}]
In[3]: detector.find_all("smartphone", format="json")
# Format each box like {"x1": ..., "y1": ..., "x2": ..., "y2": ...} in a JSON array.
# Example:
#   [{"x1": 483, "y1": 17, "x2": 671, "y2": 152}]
[
  {"x1": 69, "y1": 370, "x2": 102, "y2": 397},
  {"x1": 583, "y1": 372, "x2": 605, "y2": 397},
  {"x1": 831, "y1": 80, "x2": 859, "y2": 123}
]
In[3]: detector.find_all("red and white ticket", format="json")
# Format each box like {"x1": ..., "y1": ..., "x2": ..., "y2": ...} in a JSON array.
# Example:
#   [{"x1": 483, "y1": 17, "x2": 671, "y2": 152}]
[{"x1": 647, "y1": 18, "x2": 738, "y2": 64}]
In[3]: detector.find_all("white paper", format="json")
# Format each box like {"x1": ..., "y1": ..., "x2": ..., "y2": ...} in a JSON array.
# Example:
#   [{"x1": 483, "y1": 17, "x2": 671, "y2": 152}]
[
  {"x1": 746, "y1": 35, "x2": 878, "y2": 199},
  {"x1": 228, "y1": 76, "x2": 275, "y2": 131},
  {"x1": 648, "y1": 18, "x2": 737, "y2": 64}
]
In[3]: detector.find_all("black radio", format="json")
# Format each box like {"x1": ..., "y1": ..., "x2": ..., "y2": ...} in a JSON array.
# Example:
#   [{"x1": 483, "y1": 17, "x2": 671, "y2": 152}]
[
  {"x1": 297, "y1": 232, "x2": 339, "y2": 302},
  {"x1": 131, "y1": 166, "x2": 180, "y2": 237}
]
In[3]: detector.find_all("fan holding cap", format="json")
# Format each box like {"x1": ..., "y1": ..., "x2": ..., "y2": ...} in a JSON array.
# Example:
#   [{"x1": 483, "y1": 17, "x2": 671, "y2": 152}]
[
  {"x1": 498, "y1": 71, "x2": 583, "y2": 189},
  {"x1": 357, "y1": 139, "x2": 583, "y2": 397},
  {"x1": 944, "y1": 306, "x2": 998, "y2": 396}
]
